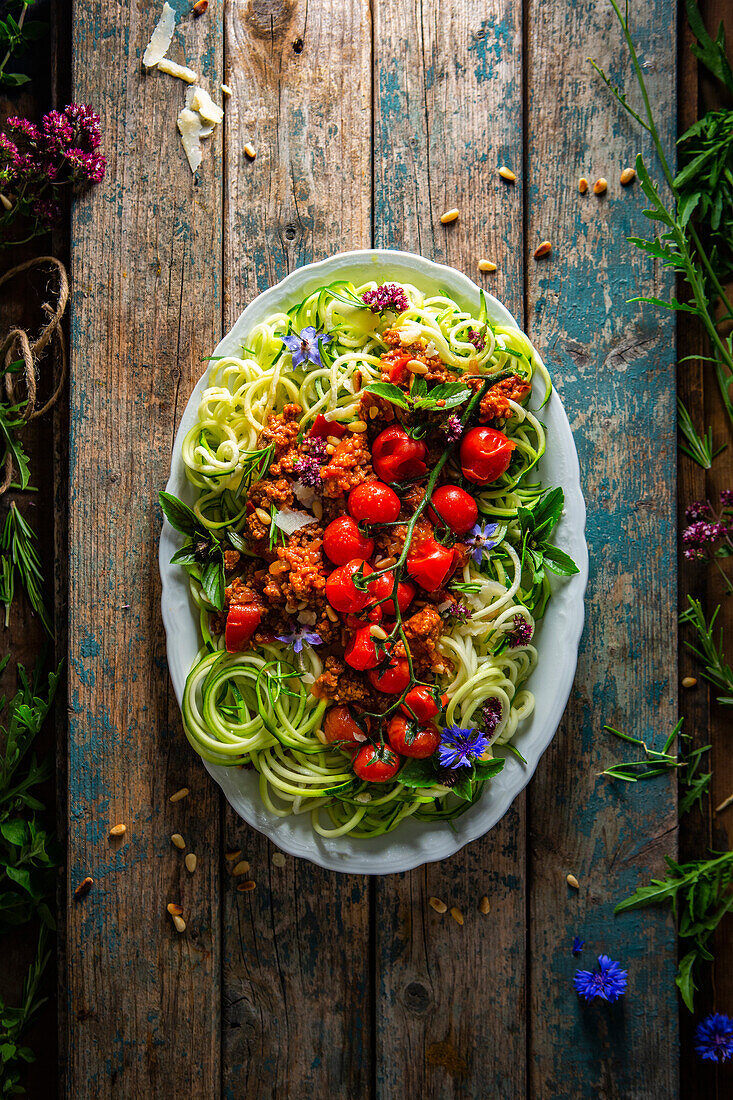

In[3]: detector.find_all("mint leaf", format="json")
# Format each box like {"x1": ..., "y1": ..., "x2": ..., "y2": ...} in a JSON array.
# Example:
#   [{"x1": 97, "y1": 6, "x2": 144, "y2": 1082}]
[
  {"x1": 543, "y1": 545, "x2": 580, "y2": 576},
  {"x1": 362, "y1": 382, "x2": 411, "y2": 409}
]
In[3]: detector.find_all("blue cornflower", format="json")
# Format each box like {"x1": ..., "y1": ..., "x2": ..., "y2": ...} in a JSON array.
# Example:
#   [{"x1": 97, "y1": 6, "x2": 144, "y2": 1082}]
[
  {"x1": 695, "y1": 1013, "x2": 733, "y2": 1063},
  {"x1": 438, "y1": 724, "x2": 490, "y2": 770},
  {"x1": 281, "y1": 326, "x2": 332, "y2": 369},
  {"x1": 467, "y1": 520, "x2": 499, "y2": 565},
  {"x1": 275, "y1": 627, "x2": 322, "y2": 654},
  {"x1": 572, "y1": 936, "x2": 585, "y2": 956},
  {"x1": 573, "y1": 955, "x2": 628, "y2": 1003}
]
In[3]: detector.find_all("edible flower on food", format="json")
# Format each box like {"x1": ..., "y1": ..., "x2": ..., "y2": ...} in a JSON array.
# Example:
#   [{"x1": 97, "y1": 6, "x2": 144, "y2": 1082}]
[
  {"x1": 282, "y1": 326, "x2": 332, "y2": 369},
  {"x1": 437, "y1": 724, "x2": 490, "y2": 770}
]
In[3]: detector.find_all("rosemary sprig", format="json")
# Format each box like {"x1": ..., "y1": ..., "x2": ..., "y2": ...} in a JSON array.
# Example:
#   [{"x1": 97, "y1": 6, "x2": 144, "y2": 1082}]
[
  {"x1": 680, "y1": 596, "x2": 733, "y2": 705},
  {"x1": 0, "y1": 925, "x2": 51, "y2": 1096},
  {"x1": 0, "y1": 502, "x2": 52, "y2": 635},
  {"x1": 601, "y1": 718, "x2": 711, "y2": 816},
  {"x1": 677, "y1": 397, "x2": 725, "y2": 468}
]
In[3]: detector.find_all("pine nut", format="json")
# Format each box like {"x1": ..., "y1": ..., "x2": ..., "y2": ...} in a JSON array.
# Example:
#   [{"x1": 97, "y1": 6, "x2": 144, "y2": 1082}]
[
  {"x1": 109, "y1": 823, "x2": 126, "y2": 837},
  {"x1": 221, "y1": 83, "x2": 233, "y2": 97},
  {"x1": 374, "y1": 556, "x2": 396, "y2": 569},
  {"x1": 311, "y1": 499, "x2": 323, "y2": 519},
  {"x1": 171, "y1": 833, "x2": 186, "y2": 850},
  {"x1": 244, "y1": 143, "x2": 256, "y2": 160},
  {"x1": 325, "y1": 443, "x2": 335, "y2": 455},
  {"x1": 477, "y1": 259, "x2": 497, "y2": 273},
  {"x1": 193, "y1": 0, "x2": 209, "y2": 15},
  {"x1": 429, "y1": 896, "x2": 447, "y2": 913},
  {"x1": 593, "y1": 177, "x2": 608, "y2": 195},
  {"x1": 533, "y1": 240, "x2": 552, "y2": 259},
  {"x1": 620, "y1": 167, "x2": 636, "y2": 186},
  {"x1": 325, "y1": 605, "x2": 339, "y2": 622},
  {"x1": 232, "y1": 860, "x2": 251, "y2": 876},
  {"x1": 185, "y1": 853, "x2": 197, "y2": 873},
  {"x1": 0, "y1": 194, "x2": 12, "y2": 211},
  {"x1": 498, "y1": 166, "x2": 516, "y2": 182},
  {"x1": 172, "y1": 914, "x2": 186, "y2": 933},
  {"x1": 348, "y1": 421, "x2": 368, "y2": 432},
  {"x1": 225, "y1": 849, "x2": 242, "y2": 861},
  {"x1": 368, "y1": 406, "x2": 379, "y2": 419},
  {"x1": 272, "y1": 852, "x2": 286, "y2": 867},
  {"x1": 167, "y1": 902, "x2": 183, "y2": 916},
  {"x1": 74, "y1": 877, "x2": 94, "y2": 900},
  {"x1": 566, "y1": 873, "x2": 580, "y2": 889},
  {"x1": 406, "y1": 360, "x2": 428, "y2": 375},
  {"x1": 352, "y1": 370, "x2": 362, "y2": 392},
  {"x1": 369, "y1": 625, "x2": 388, "y2": 641},
  {"x1": 578, "y1": 177, "x2": 589, "y2": 193},
  {"x1": 255, "y1": 507, "x2": 272, "y2": 525},
  {"x1": 315, "y1": 727, "x2": 328, "y2": 745},
  {"x1": 682, "y1": 676, "x2": 697, "y2": 688},
  {"x1": 326, "y1": 434, "x2": 342, "y2": 445},
  {"x1": 450, "y1": 907, "x2": 464, "y2": 925},
  {"x1": 169, "y1": 787, "x2": 189, "y2": 803},
  {"x1": 479, "y1": 896, "x2": 490, "y2": 915},
  {"x1": 237, "y1": 880, "x2": 257, "y2": 892},
  {"x1": 440, "y1": 208, "x2": 459, "y2": 224}
]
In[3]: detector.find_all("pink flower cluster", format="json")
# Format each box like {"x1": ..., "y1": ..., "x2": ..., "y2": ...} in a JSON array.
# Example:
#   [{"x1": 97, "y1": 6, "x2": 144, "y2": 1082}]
[
  {"x1": 361, "y1": 283, "x2": 409, "y2": 314},
  {"x1": 0, "y1": 103, "x2": 105, "y2": 239},
  {"x1": 509, "y1": 614, "x2": 533, "y2": 646},
  {"x1": 683, "y1": 491, "x2": 733, "y2": 561}
]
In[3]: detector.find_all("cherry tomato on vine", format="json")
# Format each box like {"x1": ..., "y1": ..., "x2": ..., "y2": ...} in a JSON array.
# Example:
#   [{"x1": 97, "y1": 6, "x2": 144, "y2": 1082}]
[
  {"x1": 368, "y1": 654, "x2": 411, "y2": 695},
  {"x1": 400, "y1": 685, "x2": 447, "y2": 722},
  {"x1": 309, "y1": 414, "x2": 347, "y2": 439},
  {"x1": 323, "y1": 705, "x2": 370, "y2": 747},
  {"x1": 348, "y1": 480, "x2": 401, "y2": 524},
  {"x1": 406, "y1": 537, "x2": 456, "y2": 592},
  {"x1": 325, "y1": 559, "x2": 373, "y2": 613},
  {"x1": 322, "y1": 516, "x2": 374, "y2": 566},
  {"x1": 344, "y1": 626, "x2": 381, "y2": 670},
  {"x1": 460, "y1": 426, "x2": 516, "y2": 485},
  {"x1": 371, "y1": 426, "x2": 427, "y2": 483},
  {"x1": 352, "y1": 743, "x2": 401, "y2": 783},
  {"x1": 387, "y1": 715, "x2": 441, "y2": 759},
  {"x1": 427, "y1": 485, "x2": 478, "y2": 535},
  {"x1": 225, "y1": 605, "x2": 262, "y2": 652},
  {"x1": 368, "y1": 571, "x2": 415, "y2": 619}
]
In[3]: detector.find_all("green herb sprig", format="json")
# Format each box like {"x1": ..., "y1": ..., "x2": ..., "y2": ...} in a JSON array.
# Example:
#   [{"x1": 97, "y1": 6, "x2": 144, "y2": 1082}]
[
  {"x1": 158, "y1": 491, "x2": 229, "y2": 611},
  {"x1": 680, "y1": 596, "x2": 733, "y2": 705},
  {"x1": 0, "y1": 502, "x2": 51, "y2": 636},
  {"x1": 364, "y1": 377, "x2": 473, "y2": 413},
  {"x1": 677, "y1": 397, "x2": 725, "y2": 468},
  {"x1": 0, "y1": 0, "x2": 45, "y2": 89},
  {"x1": 601, "y1": 718, "x2": 711, "y2": 816},
  {"x1": 0, "y1": 925, "x2": 50, "y2": 1096}
]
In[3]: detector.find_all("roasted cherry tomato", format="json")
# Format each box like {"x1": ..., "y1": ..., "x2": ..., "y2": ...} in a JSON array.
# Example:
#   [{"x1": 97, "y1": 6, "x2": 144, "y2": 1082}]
[
  {"x1": 368, "y1": 654, "x2": 411, "y2": 694},
  {"x1": 225, "y1": 605, "x2": 262, "y2": 652},
  {"x1": 371, "y1": 426, "x2": 427, "y2": 483},
  {"x1": 368, "y1": 571, "x2": 415, "y2": 619},
  {"x1": 323, "y1": 705, "x2": 370, "y2": 747},
  {"x1": 387, "y1": 715, "x2": 441, "y2": 759},
  {"x1": 406, "y1": 537, "x2": 456, "y2": 592},
  {"x1": 353, "y1": 742, "x2": 401, "y2": 782},
  {"x1": 344, "y1": 626, "x2": 381, "y2": 670},
  {"x1": 460, "y1": 426, "x2": 516, "y2": 485},
  {"x1": 386, "y1": 352, "x2": 412, "y2": 384},
  {"x1": 309, "y1": 414, "x2": 347, "y2": 439},
  {"x1": 322, "y1": 516, "x2": 374, "y2": 566},
  {"x1": 400, "y1": 685, "x2": 447, "y2": 722},
  {"x1": 325, "y1": 559, "x2": 373, "y2": 613},
  {"x1": 348, "y1": 480, "x2": 401, "y2": 524},
  {"x1": 427, "y1": 484, "x2": 478, "y2": 535}
]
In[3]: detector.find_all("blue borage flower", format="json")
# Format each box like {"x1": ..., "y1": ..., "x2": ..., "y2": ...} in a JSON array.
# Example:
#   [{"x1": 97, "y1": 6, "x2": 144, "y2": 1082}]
[
  {"x1": 281, "y1": 326, "x2": 332, "y2": 369},
  {"x1": 573, "y1": 955, "x2": 628, "y2": 1003},
  {"x1": 275, "y1": 627, "x2": 322, "y2": 654},
  {"x1": 438, "y1": 724, "x2": 490, "y2": 770},
  {"x1": 695, "y1": 1012, "x2": 733, "y2": 1063},
  {"x1": 467, "y1": 520, "x2": 499, "y2": 566},
  {"x1": 572, "y1": 936, "x2": 585, "y2": 956}
]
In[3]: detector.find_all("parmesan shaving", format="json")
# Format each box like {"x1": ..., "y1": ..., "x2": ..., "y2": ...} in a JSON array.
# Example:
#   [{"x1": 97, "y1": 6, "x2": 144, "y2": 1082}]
[
  {"x1": 221, "y1": 84, "x2": 233, "y2": 97},
  {"x1": 273, "y1": 508, "x2": 318, "y2": 535},
  {"x1": 142, "y1": 2, "x2": 176, "y2": 69},
  {"x1": 190, "y1": 86, "x2": 224, "y2": 125},
  {"x1": 157, "y1": 58, "x2": 198, "y2": 83},
  {"x1": 292, "y1": 480, "x2": 318, "y2": 509},
  {"x1": 177, "y1": 107, "x2": 204, "y2": 173}
]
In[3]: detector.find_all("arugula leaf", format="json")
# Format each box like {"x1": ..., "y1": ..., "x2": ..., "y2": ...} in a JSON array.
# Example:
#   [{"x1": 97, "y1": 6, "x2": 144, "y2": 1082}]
[
  {"x1": 158, "y1": 491, "x2": 201, "y2": 537},
  {"x1": 685, "y1": 0, "x2": 733, "y2": 95}
]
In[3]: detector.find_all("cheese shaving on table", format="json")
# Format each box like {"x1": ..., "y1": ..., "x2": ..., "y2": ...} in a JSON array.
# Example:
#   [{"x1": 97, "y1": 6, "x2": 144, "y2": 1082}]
[
  {"x1": 188, "y1": 86, "x2": 224, "y2": 126},
  {"x1": 142, "y1": 1, "x2": 176, "y2": 68},
  {"x1": 157, "y1": 58, "x2": 198, "y2": 83},
  {"x1": 177, "y1": 108, "x2": 204, "y2": 173}
]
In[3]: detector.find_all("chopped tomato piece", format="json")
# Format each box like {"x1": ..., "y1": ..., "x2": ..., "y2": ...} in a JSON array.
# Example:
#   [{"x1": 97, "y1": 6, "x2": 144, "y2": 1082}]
[{"x1": 225, "y1": 605, "x2": 262, "y2": 652}]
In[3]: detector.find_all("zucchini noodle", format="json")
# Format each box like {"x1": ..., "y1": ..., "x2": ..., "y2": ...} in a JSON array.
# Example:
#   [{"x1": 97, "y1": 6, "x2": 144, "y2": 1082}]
[{"x1": 171, "y1": 277, "x2": 567, "y2": 839}]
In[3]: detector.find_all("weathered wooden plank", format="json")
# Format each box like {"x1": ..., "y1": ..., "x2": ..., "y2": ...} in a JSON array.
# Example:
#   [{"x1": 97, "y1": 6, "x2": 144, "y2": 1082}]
[
  {"x1": 372, "y1": 3, "x2": 528, "y2": 1095},
  {"x1": 67, "y1": 3, "x2": 223, "y2": 1093},
  {"x1": 221, "y1": 2, "x2": 373, "y2": 1096},
  {"x1": 526, "y1": 2, "x2": 679, "y2": 1095}
]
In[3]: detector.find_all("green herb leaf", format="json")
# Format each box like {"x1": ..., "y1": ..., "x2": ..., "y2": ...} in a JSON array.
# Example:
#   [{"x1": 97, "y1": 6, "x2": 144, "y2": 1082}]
[
  {"x1": 158, "y1": 491, "x2": 201, "y2": 537},
  {"x1": 543, "y1": 545, "x2": 580, "y2": 576},
  {"x1": 200, "y1": 556, "x2": 225, "y2": 611},
  {"x1": 474, "y1": 758, "x2": 505, "y2": 781},
  {"x1": 362, "y1": 382, "x2": 411, "y2": 409},
  {"x1": 399, "y1": 758, "x2": 440, "y2": 789}
]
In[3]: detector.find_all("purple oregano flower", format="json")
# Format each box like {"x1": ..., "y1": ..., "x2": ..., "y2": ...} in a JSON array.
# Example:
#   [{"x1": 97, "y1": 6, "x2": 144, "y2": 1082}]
[
  {"x1": 444, "y1": 414, "x2": 463, "y2": 443},
  {"x1": 275, "y1": 627, "x2": 322, "y2": 654},
  {"x1": 292, "y1": 454, "x2": 323, "y2": 487},
  {"x1": 446, "y1": 600, "x2": 472, "y2": 623},
  {"x1": 467, "y1": 328, "x2": 486, "y2": 351},
  {"x1": 695, "y1": 1012, "x2": 733, "y2": 1063},
  {"x1": 281, "y1": 326, "x2": 332, "y2": 369},
  {"x1": 509, "y1": 614, "x2": 533, "y2": 647},
  {"x1": 573, "y1": 955, "x2": 628, "y2": 1003},
  {"x1": 362, "y1": 282, "x2": 409, "y2": 314},
  {"x1": 480, "y1": 698, "x2": 503, "y2": 737}
]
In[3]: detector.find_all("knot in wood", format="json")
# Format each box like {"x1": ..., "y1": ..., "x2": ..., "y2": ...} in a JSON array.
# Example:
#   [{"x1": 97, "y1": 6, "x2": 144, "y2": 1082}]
[
  {"x1": 246, "y1": 0, "x2": 296, "y2": 39},
  {"x1": 403, "y1": 980, "x2": 432, "y2": 1014}
]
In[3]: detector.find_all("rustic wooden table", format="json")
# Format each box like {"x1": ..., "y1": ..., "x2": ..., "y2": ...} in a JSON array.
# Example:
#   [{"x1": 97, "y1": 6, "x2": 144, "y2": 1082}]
[{"x1": 54, "y1": 0, "x2": 712, "y2": 1095}]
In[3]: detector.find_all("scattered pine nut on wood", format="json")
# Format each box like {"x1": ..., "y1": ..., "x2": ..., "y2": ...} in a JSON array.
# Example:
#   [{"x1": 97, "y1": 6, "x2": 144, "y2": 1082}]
[
  {"x1": 477, "y1": 259, "x2": 497, "y2": 273},
  {"x1": 74, "y1": 876, "x2": 94, "y2": 900},
  {"x1": 167, "y1": 902, "x2": 183, "y2": 916},
  {"x1": 244, "y1": 143, "x2": 257, "y2": 160},
  {"x1": 593, "y1": 177, "x2": 608, "y2": 194},
  {"x1": 272, "y1": 852, "x2": 286, "y2": 867},
  {"x1": 171, "y1": 833, "x2": 186, "y2": 850},
  {"x1": 185, "y1": 853, "x2": 197, "y2": 873},
  {"x1": 620, "y1": 167, "x2": 636, "y2": 185},
  {"x1": 715, "y1": 792, "x2": 733, "y2": 814},
  {"x1": 429, "y1": 896, "x2": 447, "y2": 914},
  {"x1": 225, "y1": 849, "x2": 242, "y2": 861},
  {"x1": 479, "y1": 896, "x2": 491, "y2": 915},
  {"x1": 440, "y1": 208, "x2": 459, "y2": 224},
  {"x1": 498, "y1": 166, "x2": 516, "y2": 181},
  {"x1": 169, "y1": 787, "x2": 189, "y2": 803},
  {"x1": 566, "y1": 873, "x2": 580, "y2": 889},
  {"x1": 533, "y1": 240, "x2": 552, "y2": 259},
  {"x1": 578, "y1": 177, "x2": 589, "y2": 193},
  {"x1": 231, "y1": 860, "x2": 250, "y2": 876},
  {"x1": 237, "y1": 880, "x2": 257, "y2": 892},
  {"x1": 681, "y1": 676, "x2": 697, "y2": 688},
  {"x1": 0, "y1": 194, "x2": 13, "y2": 211},
  {"x1": 172, "y1": 914, "x2": 186, "y2": 933},
  {"x1": 192, "y1": 0, "x2": 208, "y2": 15},
  {"x1": 450, "y1": 907, "x2": 464, "y2": 925},
  {"x1": 109, "y1": 823, "x2": 126, "y2": 837}
]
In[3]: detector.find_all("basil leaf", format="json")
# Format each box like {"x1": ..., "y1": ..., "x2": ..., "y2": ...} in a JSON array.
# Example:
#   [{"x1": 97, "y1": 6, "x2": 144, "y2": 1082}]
[
  {"x1": 362, "y1": 382, "x2": 411, "y2": 409},
  {"x1": 169, "y1": 544, "x2": 199, "y2": 566},
  {"x1": 159, "y1": 491, "x2": 201, "y2": 537},
  {"x1": 399, "y1": 758, "x2": 439, "y2": 788},
  {"x1": 543, "y1": 545, "x2": 580, "y2": 576},
  {"x1": 227, "y1": 529, "x2": 247, "y2": 552},
  {"x1": 451, "y1": 770, "x2": 476, "y2": 801},
  {"x1": 201, "y1": 557, "x2": 225, "y2": 610},
  {"x1": 474, "y1": 758, "x2": 505, "y2": 781}
]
